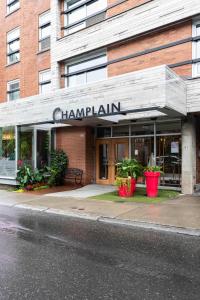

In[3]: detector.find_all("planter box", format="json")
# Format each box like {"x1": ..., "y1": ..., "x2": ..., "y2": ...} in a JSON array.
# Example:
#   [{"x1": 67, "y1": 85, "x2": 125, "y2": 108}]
[
  {"x1": 118, "y1": 178, "x2": 136, "y2": 197},
  {"x1": 144, "y1": 171, "x2": 160, "y2": 197}
]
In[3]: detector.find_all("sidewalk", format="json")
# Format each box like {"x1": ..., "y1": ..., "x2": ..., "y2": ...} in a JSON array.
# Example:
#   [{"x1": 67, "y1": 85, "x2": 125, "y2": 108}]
[{"x1": 0, "y1": 189, "x2": 200, "y2": 235}]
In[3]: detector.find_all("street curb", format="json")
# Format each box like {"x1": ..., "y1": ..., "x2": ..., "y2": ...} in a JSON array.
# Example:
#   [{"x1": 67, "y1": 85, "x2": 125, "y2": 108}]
[
  {"x1": 99, "y1": 217, "x2": 200, "y2": 237},
  {"x1": 0, "y1": 201, "x2": 200, "y2": 237},
  {"x1": 45, "y1": 208, "x2": 99, "y2": 221},
  {"x1": 15, "y1": 204, "x2": 48, "y2": 212}
]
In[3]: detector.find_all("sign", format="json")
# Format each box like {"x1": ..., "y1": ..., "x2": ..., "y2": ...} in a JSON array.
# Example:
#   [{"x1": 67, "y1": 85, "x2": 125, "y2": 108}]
[
  {"x1": 53, "y1": 102, "x2": 121, "y2": 122},
  {"x1": 171, "y1": 141, "x2": 179, "y2": 154}
]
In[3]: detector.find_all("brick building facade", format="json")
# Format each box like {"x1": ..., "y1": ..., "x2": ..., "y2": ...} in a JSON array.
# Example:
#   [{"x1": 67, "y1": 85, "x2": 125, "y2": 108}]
[{"x1": 0, "y1": 0, "x2": 200, "y2": 193}]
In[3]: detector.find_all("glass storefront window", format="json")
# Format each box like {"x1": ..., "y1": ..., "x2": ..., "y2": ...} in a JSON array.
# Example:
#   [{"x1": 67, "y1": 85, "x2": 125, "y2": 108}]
[
  {"x1": 97, "y1": 127, "x2": 111, "y2": 138},
  {"x1": 156, "y1": 121, "x2": 181, "y2": 135},
  {"x1": 0, "y1": 126, "x2": 16, "y2": 177},
  {"x1": 131, "y1": 137, "x2": 154, "y2": 184},
  {"x1": 156, "y1": 136, "x2": 181, "y2": 187},
  {"x1": 0, "y1": 125, "x2": 52, "y2": 180},
  {"x1": 131, "y1": 137, "x2": 154, "y2": 166},
  {"x1": 18, "y1": 127, "x2": 34, "y2": 167},
  {"x1": 112, "y1": 126, "x2": 129, "y2": 137},
  {"x1": 131, "y1": 123, "x2": 154, "y2": 136},
  {"x1": 37, "y1": 130, "x2": 50, "y2": 168},
  {"x1": 18, "y1": 126, "x2": 51, "y2": 169},
  {"x1": 95, "y1": 120, "x2": 182, "y2": 188}
]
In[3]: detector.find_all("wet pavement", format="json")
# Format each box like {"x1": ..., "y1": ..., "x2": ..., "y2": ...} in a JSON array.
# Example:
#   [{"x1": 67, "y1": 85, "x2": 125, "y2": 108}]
[
  {"x1": 0, "y1": 204, "x2": 199, "y2": 300},
  {"x1": 0, "y1": 190, "x2": 200, "y2": 231}
]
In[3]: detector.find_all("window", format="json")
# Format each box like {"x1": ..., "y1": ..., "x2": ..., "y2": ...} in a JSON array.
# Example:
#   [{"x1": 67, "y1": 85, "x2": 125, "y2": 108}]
[
  {"x1": 65, "y1": 53, "x2": 107, "y2": 87},
  {"x1": 7, "y1": 28, "x2": 20, "y2": 64},
  {"x1": 39, "y1": 69, "x2": 51, "y2": 93},
  {"x1": 7, "y1": 80, "x2": 20, "y2": 101},
  {"x1": 193, "y1": 19, "x2": 200, "y2": 77},
  {"x1": 64, "y1": 0, "x2": 107, "y2": 34},
  {"x1": 39, "y1": 11, "x2": 51, "y2": 51},
  {"x1": 7, "y1": 0, "x2": 20, "y2": 14},
  {"x1": 0, "y1": 126, "x2": 16, "y2": 178}
]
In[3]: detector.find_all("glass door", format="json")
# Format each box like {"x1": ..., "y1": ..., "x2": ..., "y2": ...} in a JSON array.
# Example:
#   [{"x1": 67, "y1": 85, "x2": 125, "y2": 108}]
[
  {"x1": 112, "y1": 139, "x2": 129, "y2": 183},
  {"x1": 96, "y1": 139, "x2": 129, "y2": 184},
  {"x1": 96, "y1": 139, "x2": 111, "y2": 184}
]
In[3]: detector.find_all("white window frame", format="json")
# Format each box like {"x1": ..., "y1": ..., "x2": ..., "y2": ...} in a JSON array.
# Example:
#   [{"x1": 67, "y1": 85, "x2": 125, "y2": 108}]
[
  {"x1": 64, "y1": 0, "x2": 107, "y2": 35},
  {"x1": 65, "y1": 51, "x2": 107, "y2": 87},
  {"x1": 7, "y1": 0, "x2": 20, "y2": 14},
  {"x1": 7, "y1": 27, "x2": 20, "y2": 65},
  {"x1": 39, "y1": 69, "x2": 51, "y2": 94},
  {"x1": 192, "y1": 19, "x2": 200, "y2": 77},
  {"x1": 39, "y1": 10, "x2": 51, "y2": 51},
  {"x1": 7, "y1": 79, "x2": 20, "y2": 101}
]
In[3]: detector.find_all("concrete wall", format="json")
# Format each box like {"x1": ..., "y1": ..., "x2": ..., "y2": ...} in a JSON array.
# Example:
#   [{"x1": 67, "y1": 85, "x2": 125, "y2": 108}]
[
  {"x1": 187, "y1": 78, "x2": 200, "y2": 113},
  {"x1": 182, "y1": 116, "x2": 196, "y2": 194},
  {"x1": 195, "y1": 116, "x2": 200, "y2": 184},
  {"x1": 0, "y1": 66, "x2": 186, "y2": 127}
]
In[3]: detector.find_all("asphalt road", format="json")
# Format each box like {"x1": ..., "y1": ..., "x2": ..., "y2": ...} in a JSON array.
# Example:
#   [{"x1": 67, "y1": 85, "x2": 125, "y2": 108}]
[{"x1": 0, "y1": 204, "x2": 199, "y2": 300}]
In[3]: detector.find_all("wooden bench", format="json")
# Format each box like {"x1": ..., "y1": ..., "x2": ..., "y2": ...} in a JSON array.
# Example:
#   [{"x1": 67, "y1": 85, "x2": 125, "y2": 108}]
[{"x1": 65, "y1": 168, "x2": 83, "y2": 185}]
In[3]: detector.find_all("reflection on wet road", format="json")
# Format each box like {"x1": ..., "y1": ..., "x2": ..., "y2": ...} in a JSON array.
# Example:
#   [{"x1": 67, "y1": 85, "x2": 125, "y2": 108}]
[{"x1": 0, "y1": 205, "x2": 199, "y2": 300}]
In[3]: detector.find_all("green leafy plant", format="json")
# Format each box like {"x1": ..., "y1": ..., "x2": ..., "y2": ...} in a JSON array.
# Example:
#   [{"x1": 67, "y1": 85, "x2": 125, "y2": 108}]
[
  {"x1": 144, "y1": 165, "x2": 163, "y2": 172},
  {"x1": 47, "y1": 150, "x2": 68, "y2": 186},
  {"x1": 115, "y1": 158, "x2": 142, "y2": 193},
  {"x1": 16, "y1": 164, "x2": 46, "y2": 189},
  {"x1": 116, "y1": 158, "x2": 142, "y2": 179},
  {"x1": 16, "y1": 164, "x2": 36, "y2": 188},
  {"x1": 115, "y1": 176, "x2": 132, "y2": 189}
]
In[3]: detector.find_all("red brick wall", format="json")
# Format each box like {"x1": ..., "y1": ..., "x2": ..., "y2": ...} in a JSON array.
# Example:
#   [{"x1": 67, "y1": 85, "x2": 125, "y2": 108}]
[
  {"x1": 108, "y1": 21, "x2": 192, "y2": 78},
  {"x1": 0, "y1": 0, "x2": 50, "y2": 103},
  {"x1": 85, "y1": 127, "x2": 95, "y2": 183},
  {"x1": 56, "y1": 126, "x2": 95, "y2": 184},
  {"x1": 107, "y1": 0, "x2": 150, "y2": 18}
]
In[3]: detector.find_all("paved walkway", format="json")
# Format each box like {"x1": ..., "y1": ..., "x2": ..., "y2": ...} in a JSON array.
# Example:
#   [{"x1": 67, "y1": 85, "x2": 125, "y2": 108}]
[
  {"x1": 46, "y1": 184, "x2": 115, "y2": 198},
  {"x1": 0, "y1": 188, "x2": 199, "y2": 234}
]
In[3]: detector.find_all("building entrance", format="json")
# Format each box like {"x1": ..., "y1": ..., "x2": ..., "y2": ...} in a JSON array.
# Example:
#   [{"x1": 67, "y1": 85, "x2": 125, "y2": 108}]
[
  {"x1": 95, "y1": 120, "x2": 182, "y2": 188},
  {"x1": 96, "y1": 138, "x2": 128, "y2": 184}
]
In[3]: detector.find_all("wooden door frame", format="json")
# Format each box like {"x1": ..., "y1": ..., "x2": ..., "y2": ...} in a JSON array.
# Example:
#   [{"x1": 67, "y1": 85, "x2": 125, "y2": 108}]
[
  {"x1": 110, "y1": 138, "x2": 129, "y2": 183},
  {"x1": 96, "y1": 138, "x2": 129, "y2": 185},
  {"x1": 96, "y1": 139, "x2": 112, "y2": 185}
]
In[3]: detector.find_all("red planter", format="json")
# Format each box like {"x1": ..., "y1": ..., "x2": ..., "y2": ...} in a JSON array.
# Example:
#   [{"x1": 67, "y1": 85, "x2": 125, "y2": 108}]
[
  {"x1": 144, "y1": 171, "x2": 160, "y2": 197},
  {"x1": 118, "y1": 178, "x2": 136, "y2": 197},
  {"x1": 130, "y1": 178, "x2": 136, "y2": 194}
]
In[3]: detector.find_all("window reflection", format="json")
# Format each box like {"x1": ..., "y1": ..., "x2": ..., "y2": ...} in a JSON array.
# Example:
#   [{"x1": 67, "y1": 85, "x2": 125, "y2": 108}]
[{"x1": 0, "y1": 127, "x2": 16, "y2": 177}]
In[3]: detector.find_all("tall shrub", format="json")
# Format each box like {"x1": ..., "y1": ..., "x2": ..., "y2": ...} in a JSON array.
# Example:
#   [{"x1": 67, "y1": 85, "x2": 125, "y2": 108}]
[{"x1": 48, "y1": 150, "x2": 68, "y2": 186}]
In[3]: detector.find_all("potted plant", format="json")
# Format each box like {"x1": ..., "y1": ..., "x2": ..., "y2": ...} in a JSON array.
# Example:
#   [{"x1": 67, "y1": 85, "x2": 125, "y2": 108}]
[
  {"x1": 144, "y1": 166, "x2": 162, "y2": 197},
  {"x1": 115, "y1": 158, "x2": 142, "y2": 197}
]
